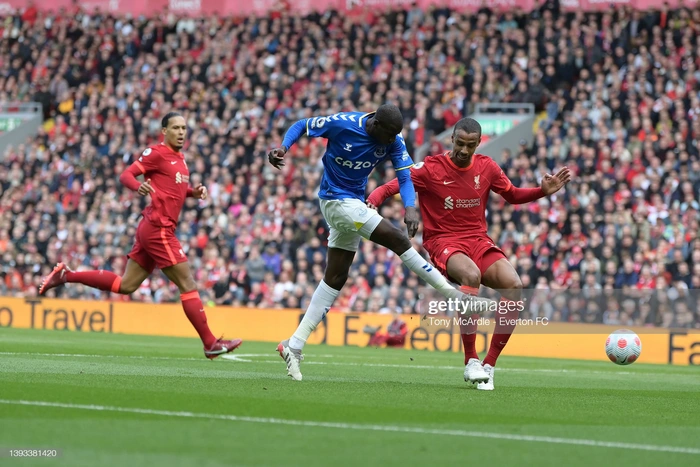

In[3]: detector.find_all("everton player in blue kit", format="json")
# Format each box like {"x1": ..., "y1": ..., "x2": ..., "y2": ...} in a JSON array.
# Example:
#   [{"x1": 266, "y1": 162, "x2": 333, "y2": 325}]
[{"x1": 268, "y1": 104, "x2": 491, "y2": 381}]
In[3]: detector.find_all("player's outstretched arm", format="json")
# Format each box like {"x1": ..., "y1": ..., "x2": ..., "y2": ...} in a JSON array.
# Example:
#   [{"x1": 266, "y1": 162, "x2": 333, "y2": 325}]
[
  {"x1": 499, "y1": 185, "x2": 545, "y2": 204},
  {"x1": 493, "y1": 162, "x2": 571, "y2": 205},
  {"x1": 500, "y1": 167, "x2": 572, "y2": 204},
  {"x1": 366, "y1": 179, "x2": 400, "y2": 209},
  {"x1": 269, "y1": 115, "x2": 347, "y2": 169},
  {"x1": 369, "y1": 159, "x2": 427, "y2": 210},
  {"x1": 268, "y1": 119, "x2": 306, "y2": 169}
]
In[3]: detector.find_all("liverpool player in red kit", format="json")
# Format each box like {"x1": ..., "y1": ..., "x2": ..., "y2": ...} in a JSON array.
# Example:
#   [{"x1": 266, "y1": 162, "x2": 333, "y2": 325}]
[
  {"x1": 39, "y1": 112, "x2": 242, "y2": 359},
  {"x1": 368, "y1": 118, "x2": 570, "y2": 390}
]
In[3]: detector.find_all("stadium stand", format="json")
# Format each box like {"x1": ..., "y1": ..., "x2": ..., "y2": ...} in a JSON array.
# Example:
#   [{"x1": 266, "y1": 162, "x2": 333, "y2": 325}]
[{"x1": 1, "y1": 4, "x2": 699, "y2": 328}]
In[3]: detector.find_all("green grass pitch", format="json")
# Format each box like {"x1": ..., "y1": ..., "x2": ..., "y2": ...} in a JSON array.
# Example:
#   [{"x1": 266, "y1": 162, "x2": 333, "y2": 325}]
[{"x1": 1, "y1": 327, "x2": 699, "y2": 467}]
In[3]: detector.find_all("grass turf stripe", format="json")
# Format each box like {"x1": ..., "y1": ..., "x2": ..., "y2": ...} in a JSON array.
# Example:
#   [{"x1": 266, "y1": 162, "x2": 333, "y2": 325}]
[{"x1": 1, "y1": 399, "x2": 699, "y2": 455}]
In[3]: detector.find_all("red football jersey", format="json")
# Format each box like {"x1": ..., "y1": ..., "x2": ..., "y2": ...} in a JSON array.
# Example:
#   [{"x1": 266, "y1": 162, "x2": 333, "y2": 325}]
[
  {"x1": 409, "y1": 152, "x2": 513, "y2": 242},
  {"x1": 133, "y1": 143, "x2": 190, "y2": 228}
]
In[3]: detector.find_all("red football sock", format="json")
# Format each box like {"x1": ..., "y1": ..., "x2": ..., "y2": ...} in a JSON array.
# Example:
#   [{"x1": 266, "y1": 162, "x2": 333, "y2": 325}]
[
  {"x1": 484, "y1": 298, "x2": 519, "y2": 367},
  {"x1": 459, "y1": 285, "x2": 480, "y2": 364},
  {"x1": 66, "y1": 270, "x2": 122, "y2": 293},
  {"x1": 181, "y1": 290, "x2": 217, "y2": 348}
]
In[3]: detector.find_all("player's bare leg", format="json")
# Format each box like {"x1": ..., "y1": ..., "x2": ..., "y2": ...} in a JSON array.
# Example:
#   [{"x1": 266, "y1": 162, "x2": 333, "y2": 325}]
[
  {"x1": 281, "y1": 247, "x2": 355, "y2": 381},
  {"x1": 445, "y1": 253, "x2": 490, "y2": 385},
  {"x1": 369, "y1": 219, "x2": 493, "y2": 310},
  {"x1": 161, "y1": 262, "x2": 242, "y2": 359},
  {"x1": 478, "y1": 258, "x2": 524, "y2": 390},
  {"x1": 40, "y1": 258, "x2": 150, "y2": 296},
  {"x1": 321, "y1": 248, "x2": 356, "y2": 291},
  {"x1": 119, "y1": 259, "x2": 152, "y2": 293}
]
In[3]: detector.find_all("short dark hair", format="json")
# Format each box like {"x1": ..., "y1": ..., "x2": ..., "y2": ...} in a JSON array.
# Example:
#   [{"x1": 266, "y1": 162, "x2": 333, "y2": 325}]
[
  {"x1": 375, "y1": 104, "x2": 404, "y2": 133},
  {"x1": 453, "y1": 117, "x2": 482, "y2": 137},
  {"x1": 162, "y1": 112, "x2": 183, "y2": 129}
]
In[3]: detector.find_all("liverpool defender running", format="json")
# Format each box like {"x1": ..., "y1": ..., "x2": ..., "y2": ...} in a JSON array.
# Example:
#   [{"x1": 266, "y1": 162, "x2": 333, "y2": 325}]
[
  {"x1": 368, "y1": 118, "x2": 571, "y2": 390},
  {"x1": 39, "y1": 112, "x2": 242, "y2": 359},
  {"x1": 268, "y1": 105, "x2": 493, "y2": 381}
]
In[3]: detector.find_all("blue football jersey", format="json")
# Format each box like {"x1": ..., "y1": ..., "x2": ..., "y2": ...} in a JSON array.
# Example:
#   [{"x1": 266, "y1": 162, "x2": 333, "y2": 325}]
[{"x1": 303, "y1": 112, "x2": 414, "y2": 201}]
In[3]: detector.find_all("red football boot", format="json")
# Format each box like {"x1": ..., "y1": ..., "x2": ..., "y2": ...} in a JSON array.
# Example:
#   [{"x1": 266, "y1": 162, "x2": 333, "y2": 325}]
[
  {"x1": 39, "y1": 263, "x2": 73, "y2": 295},
  {"x1": 204, "y1": 338, "x2": 243, "y2": 360}
]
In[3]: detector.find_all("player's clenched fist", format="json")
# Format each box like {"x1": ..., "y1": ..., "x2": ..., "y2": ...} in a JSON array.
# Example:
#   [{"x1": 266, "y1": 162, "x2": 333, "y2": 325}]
[
  {"x1": 192, "y1": 184, "x2": 208, "y2": 200},
  {"x1": 138, "y1": 179, "x2": 155, "y2": 196},
  {"x1": 268, "y1": 147, "x2": 287, "y2": 169}
]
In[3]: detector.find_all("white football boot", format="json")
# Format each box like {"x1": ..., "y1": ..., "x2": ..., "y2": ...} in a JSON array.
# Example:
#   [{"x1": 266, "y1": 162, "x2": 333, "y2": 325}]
[
  {"x1": 277, "y1": 339, "x2": 303, "y2": 381},
  {"x1": 477, "y1": 363, "x2": 495, "y2": 391},
  {"x1": 464, "y1": 358, "x2": 490, "y2": 384}
]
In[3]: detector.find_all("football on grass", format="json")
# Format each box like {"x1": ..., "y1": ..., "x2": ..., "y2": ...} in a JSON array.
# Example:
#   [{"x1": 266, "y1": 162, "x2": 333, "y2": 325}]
[{"x1": 605, "y1": 329, "x2": 642, "y2": 365}]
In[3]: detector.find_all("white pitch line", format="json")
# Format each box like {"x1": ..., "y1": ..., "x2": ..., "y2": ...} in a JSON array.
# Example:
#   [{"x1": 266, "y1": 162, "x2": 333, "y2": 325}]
[
  {"x1": 221, "y1": 355, "x2": 252, "y2": 362},
  {"x1": 0, "y1": 352, "x2": 337, "y2": 361},
  {"x1": 0, "y1": 351, "x2": 202, "y2": 362},
  {"x1": 0, "y1": 351, "x2": 689, "y2": 377},
  {"x1": 0, "y1": 399, "x2": 697, "y2": 455}
]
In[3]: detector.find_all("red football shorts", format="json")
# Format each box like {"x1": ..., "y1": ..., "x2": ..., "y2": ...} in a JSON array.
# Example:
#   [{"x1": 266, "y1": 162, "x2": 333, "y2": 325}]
[
  {"x1": 127, "y1": 220, "x2": 187, "y2": 273},
  {"x1": 424, "y1": 235, "x2": 506, "y2": 281}
]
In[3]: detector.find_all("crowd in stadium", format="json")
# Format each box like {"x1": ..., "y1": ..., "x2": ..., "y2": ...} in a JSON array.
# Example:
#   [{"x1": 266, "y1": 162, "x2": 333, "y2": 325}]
[{"x1": 1, "y1": 3, "x2": 699, "y2": 328}]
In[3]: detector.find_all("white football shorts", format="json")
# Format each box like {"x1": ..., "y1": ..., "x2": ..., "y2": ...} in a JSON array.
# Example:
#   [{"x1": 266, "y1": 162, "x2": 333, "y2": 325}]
[{"x1": 319, "y1": 198, "x2": 383, "y2": 252}]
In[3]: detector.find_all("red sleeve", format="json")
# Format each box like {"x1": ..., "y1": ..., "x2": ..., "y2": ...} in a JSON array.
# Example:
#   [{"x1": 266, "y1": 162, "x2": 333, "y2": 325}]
[
  {"x1": 367, "y1": 178, "x2": 400, "y2": 205},
  {"x1": 186, "y1": 186, "x2": 194, "y2": 198},
  {"x1": 119, "y1": 164, "x2": 143, "y2": 192},
  {"x1": 500, "y1": 186, "x2": 546, "y2": 204},
  {"x1": 367, "y1": 161, "x2": 428, "y2": 206},
  {"x1": 489, "y1": 160, "x2": 546, "y2": 204}
]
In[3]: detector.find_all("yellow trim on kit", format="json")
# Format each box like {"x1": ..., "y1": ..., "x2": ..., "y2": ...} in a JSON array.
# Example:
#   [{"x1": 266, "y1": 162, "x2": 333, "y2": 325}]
[{"x1": 358, "y1": 112, "x2": 373, "y2": 127}]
